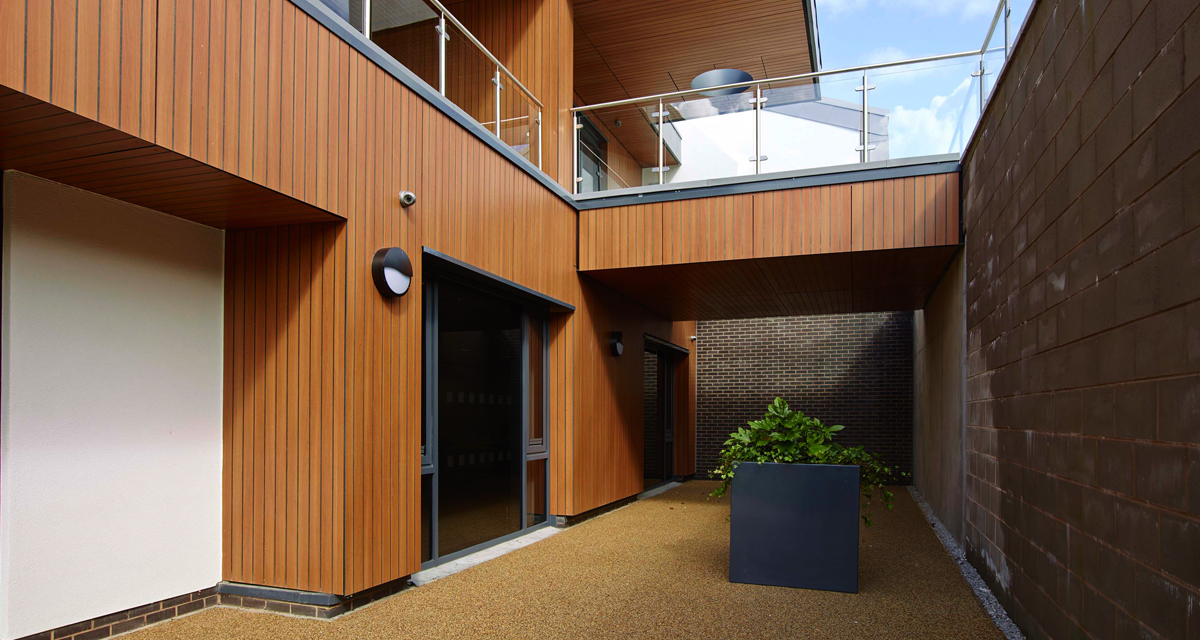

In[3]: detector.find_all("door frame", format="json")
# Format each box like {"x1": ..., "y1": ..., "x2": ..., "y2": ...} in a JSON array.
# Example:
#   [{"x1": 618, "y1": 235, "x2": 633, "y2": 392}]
[{"x1": 420, "y1": 270, "x2": 552, "y2": 569}]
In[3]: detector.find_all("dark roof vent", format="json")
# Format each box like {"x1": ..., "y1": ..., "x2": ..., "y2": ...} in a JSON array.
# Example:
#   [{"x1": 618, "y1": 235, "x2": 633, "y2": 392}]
[{"x1": 691, "y1": 69, "x2": 754, "y2": 97}]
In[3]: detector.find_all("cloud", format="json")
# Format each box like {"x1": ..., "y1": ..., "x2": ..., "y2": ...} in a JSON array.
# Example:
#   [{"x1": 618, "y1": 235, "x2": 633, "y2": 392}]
[
  {"x1": 887, "y1": 76, "x2": 976, "y2": 157},
  {"x1": 818, "y1": 0, "x2": 995, "y2": 20},
  {"x1": 863, "y1": 47, "x2": 909, "y2": 65}
]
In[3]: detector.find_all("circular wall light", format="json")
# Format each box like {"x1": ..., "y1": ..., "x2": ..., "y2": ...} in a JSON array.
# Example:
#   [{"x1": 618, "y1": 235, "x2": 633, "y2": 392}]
[
  {"x1": 610, "y1": 331, "x2": 624, "y2": 357},
  {"x1": 691, "y1": 68, "x2": 754, "y2": 97},
  {"x1": 371, "y1": 247, "x2": 413, "y2": 297}
]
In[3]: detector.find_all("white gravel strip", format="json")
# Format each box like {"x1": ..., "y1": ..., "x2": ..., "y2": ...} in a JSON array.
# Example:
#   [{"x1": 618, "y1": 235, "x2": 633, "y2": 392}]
[{"x1": 908, "y1": 486, "x2": 1024, "y2": 640}]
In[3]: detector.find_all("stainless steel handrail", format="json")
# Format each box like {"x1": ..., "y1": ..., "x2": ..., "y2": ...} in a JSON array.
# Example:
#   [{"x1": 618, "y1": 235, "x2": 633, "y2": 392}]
[
  {"x1": 571, "y1": 48, "x2": 986, "y2": 113},
  {"x1": 981, "y1": 0, "x2": 1008, "y2": 56}
]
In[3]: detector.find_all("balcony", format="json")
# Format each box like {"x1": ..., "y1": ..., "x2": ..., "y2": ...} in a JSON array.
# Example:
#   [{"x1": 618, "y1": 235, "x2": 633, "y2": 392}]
[
  {"x1": 315, "y1": 0, "x2": 544, "y2": 168},
  {"x1": 571, "y1": 0, "x2": 1013, "y2": 197}
]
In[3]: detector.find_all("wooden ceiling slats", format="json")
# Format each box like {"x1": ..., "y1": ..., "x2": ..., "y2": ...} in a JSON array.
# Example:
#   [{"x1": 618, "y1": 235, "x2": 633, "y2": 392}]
[{"x1": 573, "y1": 0, "x2": 815, "y2": 168}]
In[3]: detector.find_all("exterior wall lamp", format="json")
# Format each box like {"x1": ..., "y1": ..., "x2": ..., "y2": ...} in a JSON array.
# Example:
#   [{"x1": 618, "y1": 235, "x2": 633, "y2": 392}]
[
  {"x1": 610, "y1": 331, "x2": 624, "y2": 357},
  {"x1": 371, "y1": 247, "x2": 413, "y2": 297}
]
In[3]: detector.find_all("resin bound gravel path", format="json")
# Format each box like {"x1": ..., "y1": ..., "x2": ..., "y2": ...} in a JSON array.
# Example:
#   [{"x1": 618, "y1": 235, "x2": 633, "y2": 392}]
[{"x1": 126, "y1": 481, "x2": 1002, "y2": 639}]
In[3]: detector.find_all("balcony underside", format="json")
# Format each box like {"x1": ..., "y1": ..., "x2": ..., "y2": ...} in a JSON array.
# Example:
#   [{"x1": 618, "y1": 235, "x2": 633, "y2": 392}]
[
  {"x1": 0, "y1": 86, "x2": 341, "y2": 229},
  {"x1": 577, "y1": 167, "x2": 961, "y2": 320},
  {"x1": 583, "y1": 245, "x2": 958, "y2": 320}
]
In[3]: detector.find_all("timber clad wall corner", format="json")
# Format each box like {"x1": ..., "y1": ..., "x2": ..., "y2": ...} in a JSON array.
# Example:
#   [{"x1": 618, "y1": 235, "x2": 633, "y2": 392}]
[
  {"x1": 694, "y1": 314, "x2": 914, "y2": 477},
  {"x1": 962, "y1": 0, "x2": 1200, "y2": 637}
]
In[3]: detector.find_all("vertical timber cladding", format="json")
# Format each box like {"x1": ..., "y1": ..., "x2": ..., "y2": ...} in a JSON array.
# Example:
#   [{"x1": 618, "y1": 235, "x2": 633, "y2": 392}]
[
  {"x1": 578, "y1": 174, "x2": 961, "y2": 271},
  {"x1": 7, "y1": 0, "x2": 688, "y2": 596},
  {"x1": 165, "y1": 0, "x2": 583, "y2": 595},
  {"x1": 223, "y1": 223, "x2": 347, "y2": 594}
]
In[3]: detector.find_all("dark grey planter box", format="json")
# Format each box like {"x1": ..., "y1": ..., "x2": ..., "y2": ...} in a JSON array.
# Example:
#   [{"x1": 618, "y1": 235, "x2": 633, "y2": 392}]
[{"x1": 729, "y1": 461, "x2": 860, "y2": 593}]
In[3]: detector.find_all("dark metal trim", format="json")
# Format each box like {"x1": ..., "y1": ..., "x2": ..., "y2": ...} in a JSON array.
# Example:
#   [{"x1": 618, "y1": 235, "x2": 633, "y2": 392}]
[
  {"x1": 803, "y1": 0, "x2": 823, "y2": 72},
  {"x1": 421, "y1": 247, "x2": 575, "y2": 312},
  {"x1": 574, "y1": 161, "x2": 961, "y2": 210},
  {"x1": 216, "y1": 581, "x2": 344, "y2": 606},
  {"x1": 644, "y1": 333, "x2": 690, "y2": 356},
  {"x1": 285, "y1": 0, "x2": 575, "y2": 207}
]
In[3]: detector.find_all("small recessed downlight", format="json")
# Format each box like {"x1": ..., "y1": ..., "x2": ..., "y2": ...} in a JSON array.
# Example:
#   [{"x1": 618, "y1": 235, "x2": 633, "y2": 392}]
[{"x1": 371, "y1": 247, "x2": 413, "y2": 297}]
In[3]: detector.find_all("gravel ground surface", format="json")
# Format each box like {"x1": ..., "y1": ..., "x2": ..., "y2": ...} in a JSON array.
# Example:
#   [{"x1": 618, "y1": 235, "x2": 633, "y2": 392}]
[
  {"x1": 907, "y1": 486, "x2": 1024, "y2": 640},
  {"x1": 126, "y1": 481, "x2": 1003, "y2": 639}
]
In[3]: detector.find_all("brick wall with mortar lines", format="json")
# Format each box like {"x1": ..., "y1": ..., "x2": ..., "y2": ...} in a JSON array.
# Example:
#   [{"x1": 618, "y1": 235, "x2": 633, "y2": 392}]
[
  {"x1": 961, "y1": 0, "x2": 1200, "y2": 637},
  {"x1": 695, "y1": 313, "x2": 914, "y2": 478}
]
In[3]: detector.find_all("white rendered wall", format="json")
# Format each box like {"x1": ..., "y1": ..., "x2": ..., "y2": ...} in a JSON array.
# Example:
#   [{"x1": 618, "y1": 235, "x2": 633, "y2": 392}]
[{"x1": 0, "y1": 172, "x2": 224, "y2": 640}]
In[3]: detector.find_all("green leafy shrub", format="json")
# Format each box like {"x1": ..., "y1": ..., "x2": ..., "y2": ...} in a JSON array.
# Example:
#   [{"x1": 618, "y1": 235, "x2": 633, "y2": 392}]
[{"x1": 709, "y1": 398, "x2": 904, "y2": 525}]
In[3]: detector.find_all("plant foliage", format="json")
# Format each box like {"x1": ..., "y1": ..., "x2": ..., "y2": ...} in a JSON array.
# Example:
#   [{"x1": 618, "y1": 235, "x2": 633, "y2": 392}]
[{"x1": 709, "y1": 398, "x2": 904, "y2": 525}]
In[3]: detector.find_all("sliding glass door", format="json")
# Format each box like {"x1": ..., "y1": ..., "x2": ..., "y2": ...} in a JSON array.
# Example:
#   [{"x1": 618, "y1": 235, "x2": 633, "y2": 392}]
[{"x1": 421, "y1": 274, "x2": 551, "y2": 566}]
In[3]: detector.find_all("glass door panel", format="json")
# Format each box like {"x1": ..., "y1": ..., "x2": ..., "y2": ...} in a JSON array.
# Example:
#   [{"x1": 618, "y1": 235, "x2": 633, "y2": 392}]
[{"x1": 436, "y1": 281, "x2": 523, "y2": 557}]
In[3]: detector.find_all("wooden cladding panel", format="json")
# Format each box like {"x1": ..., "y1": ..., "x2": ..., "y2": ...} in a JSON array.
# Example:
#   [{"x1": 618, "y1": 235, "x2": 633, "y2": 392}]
[
  {"x1": 224, "y1": 222, "x2": 346, "y2": 595},
  {"x1": 581, "y1": 174, "x2": 961, "y2": 271},
  {"x1": 853, "y1": 173, "x2": 960, "y2": 251},
  {"x1": 0, "y1": 87, "x2": 339, "y2": 227},
  {"x1": 567, "y1": 280, "x2": 674, "y2": 514},
  {"x1": 4, "y1": 0, "x2": 157, "y2": 138}
]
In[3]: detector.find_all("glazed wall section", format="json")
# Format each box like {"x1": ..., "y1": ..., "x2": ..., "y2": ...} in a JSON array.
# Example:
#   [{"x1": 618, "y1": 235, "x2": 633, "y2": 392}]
[{"x1": 961, "y1": 0, "x2": 1200, "y2": 637}]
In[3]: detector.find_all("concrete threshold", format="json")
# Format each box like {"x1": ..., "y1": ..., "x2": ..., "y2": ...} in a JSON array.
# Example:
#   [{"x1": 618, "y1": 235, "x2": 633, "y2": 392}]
[
  {"x1": 409, "y1": 527, "x2": 561, "y2": 586},
  {"x1": 410, "y1": 482, "x2": 687, "y2": 587},
  {"x1": 636, "y1": 481, "x2": 682, "y2": 500}
]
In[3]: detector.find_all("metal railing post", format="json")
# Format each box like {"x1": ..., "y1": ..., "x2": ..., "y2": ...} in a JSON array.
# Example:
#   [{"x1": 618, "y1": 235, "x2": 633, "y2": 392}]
[
  {"x1": 657, "y1": 99, "x2": 664, "y2": 185},
  {"x1": 754, "y1": 84, "x2": 762, "y2": 175},
  {"x1": 362, "y1": 0, "x2": 371, "y2": 33},
  {"x1": 855, "y1": 71, "x2": 875, "y2": 163},
  {"x1": 1003, "y1": 0, "x2": 1011, "y2": 59},
  {"x1": 437, "y1": 13, "x2": 447, "y2": 96},
  {"x1": 977, "y1": 58, "x2": 986, "y2": 113},
  {"x1": 493, "y1": 67, "x2": 502, "y2": 137},
  {"x1": 537, "y1": 110, "x2": 543, "y2": 170},
  {"x1": 573, "y1": 115, "x2": 581, "y2": 195}
]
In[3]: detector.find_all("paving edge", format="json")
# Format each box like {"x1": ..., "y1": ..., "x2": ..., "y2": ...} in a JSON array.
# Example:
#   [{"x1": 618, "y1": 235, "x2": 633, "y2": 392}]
[{"x1": 907, "y1": 486, "x2": 1024, "y2": 640}]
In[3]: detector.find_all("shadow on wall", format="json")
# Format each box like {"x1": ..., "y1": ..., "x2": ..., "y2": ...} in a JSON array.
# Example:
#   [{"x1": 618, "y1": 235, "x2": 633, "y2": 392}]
[{"x1": 694, "y1": 313, "x2": 914, "y2": 480}]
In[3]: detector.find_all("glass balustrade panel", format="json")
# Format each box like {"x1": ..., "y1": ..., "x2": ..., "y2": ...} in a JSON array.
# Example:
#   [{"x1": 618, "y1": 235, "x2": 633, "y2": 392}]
[
  {"x1": 368, "y1": 0, "x2": 441, "y2": 90},
  {"x1": 574, "y1": 101, "x2": 660, "y2": 194},
  {"x1": 500, "y1": 82, "x2": 540, "y2": 164},
  {"x1": 658, "y1": 88, "x2": 757, "y2": 185},
  {"x1": 444, "y1": 20, "x2": 495, "y2": 132},
  {"x1": 865, "y1": 56, "x2": 982, "y2": 162},
  {"x1": 758, "y1": 71, "x2": 863, "y2": 175}
]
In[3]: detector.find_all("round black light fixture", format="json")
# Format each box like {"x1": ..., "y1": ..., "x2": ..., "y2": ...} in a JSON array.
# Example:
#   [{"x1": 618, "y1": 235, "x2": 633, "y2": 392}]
[
  {"x1": 609, "y1": 331, "x2": 624, "y2": 357},
  {"x1": 371, "y1": 247, "x2": 413, "y2": 297},
  {"x1": 691, "y1": 68, "x2": 754, "y2": 97}
]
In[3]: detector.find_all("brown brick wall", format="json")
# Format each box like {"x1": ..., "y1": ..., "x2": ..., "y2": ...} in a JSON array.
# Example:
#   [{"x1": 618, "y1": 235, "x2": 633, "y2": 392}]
[
  {"x1": 961, "y1": 0, "x2": 1200, "y2": 637},
  {"x1": 695, "y1": 313, "x2": 914, "y2": 478},
  {"x1": 16, "y1": 588, "x2": 216, "y2": 640}
]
